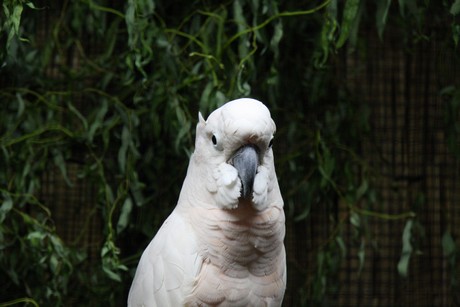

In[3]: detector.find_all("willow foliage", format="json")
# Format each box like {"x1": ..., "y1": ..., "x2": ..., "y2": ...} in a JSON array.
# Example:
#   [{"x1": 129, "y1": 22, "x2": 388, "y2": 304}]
[{"x1": 0, "y1": 0, "x2": 458, "y2": 306}]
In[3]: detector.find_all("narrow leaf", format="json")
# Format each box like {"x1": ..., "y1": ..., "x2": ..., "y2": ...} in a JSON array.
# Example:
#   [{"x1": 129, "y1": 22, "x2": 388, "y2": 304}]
[
  {"x1": 357, "y1": 239, "x2": 365, "y2": 274},
  {"x1": 87, "y1": 100, "x2": 108, "y2": 142},
  {"x1": 356, "y1": 179, "x2": 368, "y2": 199},
  {"x1": 12, "y1": 5, "x2": 24, "y2": 33},
  {"x1": 118, "y1": 126, "x2": 130, "y2": 174},
  {"x1": 117, "y1": 197, "x2": 133, "y2": 234},
  {"x1": 102, "y1": 266, "x2": 122, "y2": 282},
  {"x1": 16, "y1": 93, "x2": 25, "y2": 117},
  {"x1": 347, "y1": 0, "x2": 364, "y2": 50},
  {"x1": 336, "y1": 0, "x2": 360, "y2": 48},
  {"x1": 350, "y1": 211, "x2": 361, "y2": 228},
  {"x1": 376, "y1": 0, "x2": 391, "y2": 39},
  {"x1": 25, "y1": 1, "x2": 37, "y2": 9},
  {"x1": 442, "y1": 231, "x2": 456, "y2": 257},
  {"x1": 0, "y1": 194, "x2": 14, "y2": 223},
  {"x1": 397, "y1": 219, "x2": 413, "y2": 277},
  {"x1": 336, "y1": 236, "x2": 347, "y2": 258},
  {"x1": 270, "y1": 20, "x2": 283, "y2": 54},
  {"x1": 53, "y1": 150, "x2": 73, "y2": 187},
  {"x1": 451, "y1": 0, "x2": 460, "y2": 15},
  {"x1": 67, "y1": 102, "x2": 88, "y2": 131}
]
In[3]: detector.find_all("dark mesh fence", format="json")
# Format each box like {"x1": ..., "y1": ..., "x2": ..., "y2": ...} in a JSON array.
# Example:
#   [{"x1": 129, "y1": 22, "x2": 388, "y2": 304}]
[
  {"x1": 336, "y1": 26, "x2": 460, "y2": 306},
  {"x1": 283, "y1": 24, "x2": 460, "y2": 306},
  {"x1": 40, "y1": 163, "x2": 101, "y2": 263}
]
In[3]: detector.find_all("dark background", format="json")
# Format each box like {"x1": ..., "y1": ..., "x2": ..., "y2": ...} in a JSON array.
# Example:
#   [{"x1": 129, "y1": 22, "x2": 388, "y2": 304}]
[{"x1": 1, "y1": 0, "x2": 459, "y2": 306}]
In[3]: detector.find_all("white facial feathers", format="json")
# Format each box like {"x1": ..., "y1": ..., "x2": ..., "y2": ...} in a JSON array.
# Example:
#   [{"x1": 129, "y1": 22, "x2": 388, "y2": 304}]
[
  {"x1": 193, "y1": 98, "x2": 278, "y2": 210},
  {"x1": 197, "y1": 98, "x2": 276, "y2": 160}
]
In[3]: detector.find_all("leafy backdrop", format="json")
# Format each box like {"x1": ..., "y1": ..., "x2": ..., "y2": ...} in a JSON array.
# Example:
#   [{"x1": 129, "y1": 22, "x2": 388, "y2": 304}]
[{"x1": 1, "y1": 0, "x2": 459, "y2": 306}]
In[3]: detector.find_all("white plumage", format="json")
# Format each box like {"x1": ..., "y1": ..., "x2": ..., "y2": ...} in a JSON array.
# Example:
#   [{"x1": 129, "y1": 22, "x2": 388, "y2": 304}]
[{"x1": 128, "y1": 98, "x2": 286, "y2": 307}]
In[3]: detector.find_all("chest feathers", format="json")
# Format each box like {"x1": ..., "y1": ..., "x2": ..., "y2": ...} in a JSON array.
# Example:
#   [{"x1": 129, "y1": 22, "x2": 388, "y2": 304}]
[{"x1": 185, "y1": 203, "x2": 286, "y2": 307}]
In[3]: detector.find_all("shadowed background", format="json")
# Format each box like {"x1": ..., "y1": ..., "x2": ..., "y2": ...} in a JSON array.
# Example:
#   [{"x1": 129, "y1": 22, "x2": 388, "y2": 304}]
[{"x1": 1, "y1": 1, "x2": 459, "y2": 306}]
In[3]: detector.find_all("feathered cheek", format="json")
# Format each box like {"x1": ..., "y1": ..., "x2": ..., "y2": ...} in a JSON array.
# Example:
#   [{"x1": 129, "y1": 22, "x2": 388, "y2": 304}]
[
  {"x1": 206, "y1": 163, "x2": 241, "y2": 209},
  {"x1": 252, "y1": 165, "x2": 271, "y2": 210}
]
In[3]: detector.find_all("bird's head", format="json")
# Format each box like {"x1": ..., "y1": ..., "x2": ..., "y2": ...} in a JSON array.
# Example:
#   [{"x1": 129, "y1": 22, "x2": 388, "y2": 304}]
[{"x1": 193, "y1": 98, "x2": 276, "y2": 204}]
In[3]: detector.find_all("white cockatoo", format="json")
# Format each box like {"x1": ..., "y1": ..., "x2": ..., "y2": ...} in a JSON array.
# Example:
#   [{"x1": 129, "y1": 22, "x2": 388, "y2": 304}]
[{"x1": 128, "y1": 98, "x2": 286, "y2": 307}]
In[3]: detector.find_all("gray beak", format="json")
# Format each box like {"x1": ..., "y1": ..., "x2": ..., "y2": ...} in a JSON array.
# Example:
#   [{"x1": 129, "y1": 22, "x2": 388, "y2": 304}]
[{"x1": 231, "y1": 144, "x2": 259, "y2": 199}]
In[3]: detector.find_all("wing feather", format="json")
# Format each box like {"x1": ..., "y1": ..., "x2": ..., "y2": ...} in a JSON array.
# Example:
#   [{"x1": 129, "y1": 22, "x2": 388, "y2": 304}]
[{"x1": 128, "y1": 210, "x2": 200, "y2": 307}]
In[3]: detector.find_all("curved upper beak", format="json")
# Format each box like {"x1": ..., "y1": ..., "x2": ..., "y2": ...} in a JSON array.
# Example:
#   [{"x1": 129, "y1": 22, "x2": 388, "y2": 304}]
[{"x1": 231, "y1": 144, "x2": 259, "y2": 199}]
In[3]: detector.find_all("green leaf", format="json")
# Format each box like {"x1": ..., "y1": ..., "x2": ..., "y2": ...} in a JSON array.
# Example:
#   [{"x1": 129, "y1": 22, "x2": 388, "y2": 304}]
[
  {"x1": 236, "y1": 67, "x2": 251, "y2": 95},
  {"x1": 49, "y1": 254, "x2": 59, "y2": 274},
  {"x1": 16, "y1": 93, "x2": 25, "y2": 118},
  {"x1": 0, "y1": 194, "x2": 14, "y2": 223},
  {"x1": 53, "y1": 149, "x2": 73, "y2": 187},
  {"x1": 452, "y1": 23, "x2": 460, "y2": 47},
  {"x1": 356, "y1": 179, "x2": 368, "y2": 199},
  {"x1": 67, "y1": 102, "x2": 88, "y2": 131},
  {"x1": 398, "y1": 0, "x2": 405, "y2": 16},
  {"x1": 11, "y1": 5, "x2": 24, "y2": 33},
  {"x1": 318, "y1": 138, "x2": 335, "y2": 181},
  {"x1": 3, "y1": 3, "x2": 28, "y2": 50},
  {"x1": 398, "y1": 0, "x2": 418, "y2": 19},
  {"x1": 87, "y1": 100, "x2": 108, "y2": 142},
  {"x1": 27, "y1": 231, "x2": 47, "y2": 247},
  {"x1": 101, "y1": 240, "x2": 127, "y2": 282},
  {"x1": 200, "y1": 82, "x2": 214, "y2": 113},
  {"x1": 347, "y1": 0, "x2": 364, "y2": 50},
  {"x1": 315, "y1": 14, "x2": 338, "y2": 67},
  {"x1": 125, "y1": 0, "x2": 136, "y2": 46},
  {"x1": 104, "y1": 183, "x2": 114, "y2": 203},
  {"x1": 350, "y1": 211, "x2": 361, "y2": 227},
  {"x1": 376, "y1": 0, "x2": 391, "y2": 39},
  {"x1": 397, "y1": 252, "x2": 411, "y2": 277},
  {"x1": 117, "y1": 197, "x2": 133, "y2": 234},
  {"x1": 357, "y1": 239, "x2": 365, "y2": 274},
  {"x1": 336, "y1": 236, "x2": 347, "y2": 258},
  {"x1": 451, "y1": 0, "x2": 460, "y2": 15},
  {"x1": 397, "y1": 219, "x2": 413, "y2": 277},
  {"x1": 270, "y1": 20, "x2": 283, "y2": 57},
  {"x1": 118, "y1": 126, "x2": 131, "y2": 174},
  {"x1": 25, "y1": 1, "x2": 37, "y2": 9},
  {"x1": 442, "y1": 231, "x2": 456, "y2": 257},
  {"x1": 102, "y1": 265, "x2": 122, "y2": 282},
  {"x1": 294, "y1": 204, "x2": 311, "y2": 221},
  {"x1": 336, "y1": 0, "x2": 360, "y2": 48}
]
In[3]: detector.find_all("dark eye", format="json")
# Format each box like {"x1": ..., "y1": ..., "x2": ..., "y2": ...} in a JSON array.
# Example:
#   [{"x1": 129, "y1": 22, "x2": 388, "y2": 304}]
[
  {"x1": 269, "y1": 138, "x2": 274, "y2": 148},
  {"x1": 211, "y1": 134, "x2": 223, "y2": 151}
]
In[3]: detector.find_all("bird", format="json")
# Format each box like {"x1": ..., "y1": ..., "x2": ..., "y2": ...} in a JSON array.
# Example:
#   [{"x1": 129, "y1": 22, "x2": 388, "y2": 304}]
[{"x1": 128, "y1": 98, "x2": 286, "y2": 307}]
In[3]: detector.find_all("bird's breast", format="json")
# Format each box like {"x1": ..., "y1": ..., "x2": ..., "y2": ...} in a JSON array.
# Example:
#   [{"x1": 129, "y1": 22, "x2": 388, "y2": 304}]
[{"x1": 186, "y1": 203, "x2": 286, "y2": 305}]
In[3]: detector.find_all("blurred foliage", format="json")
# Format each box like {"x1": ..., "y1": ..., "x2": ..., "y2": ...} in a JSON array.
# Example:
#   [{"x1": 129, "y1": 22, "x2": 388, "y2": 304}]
[{"x1": 0, "y1": 0, "x2": 459, "y2": 306}]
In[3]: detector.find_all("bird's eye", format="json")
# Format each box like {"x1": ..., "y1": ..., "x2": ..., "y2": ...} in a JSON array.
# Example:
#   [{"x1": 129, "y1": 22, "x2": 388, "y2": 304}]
[
  {"x1": 211, "y1": 133, "x2": 223, "y2": 151},
  {"x1": 269, "y1": 138, "x2": 274, "y2": 148}
]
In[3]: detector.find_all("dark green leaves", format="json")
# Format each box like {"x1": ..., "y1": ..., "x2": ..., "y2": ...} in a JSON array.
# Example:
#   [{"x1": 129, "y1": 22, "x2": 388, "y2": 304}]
[
  {"x1": 451, "y1": 0, "x2": 460, "y2": 15},
  {"x1": 336, "y1": 0, "x2": 361, "y2": 48},
  {"x1": 442, "y1": 230, "x2": 457, "y2": 257},
  {"x1": 442, "y1": 230, "x2": 459, "y2": 300},
  {"x1": 0, "y1": 193, "x2": 13, "y2": 224},
  {"x1": 117, "y1": 197, "x2": 133, "y2": 234},
  {"x1": 1, "y1": 0, "x2": 36, "y2": 56},
  {"x1": 451, "y1": 0, "x2": 460, "y2": 46},
  {"x1": 101, "y1": 240, "x2": 128, "y2": 282}
]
